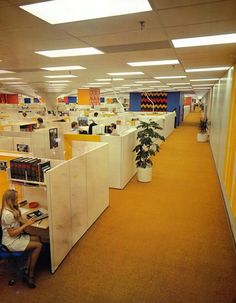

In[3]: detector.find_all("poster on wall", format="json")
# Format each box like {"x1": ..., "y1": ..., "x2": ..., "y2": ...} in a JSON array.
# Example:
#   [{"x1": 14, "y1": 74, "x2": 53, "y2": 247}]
[
  {"x1": 0, "y1": 161, "x2": 7, "y2": 171},
  {"x1": 17, "y1": 143, "x2": 29, "y2": 152},
  {"x1": 49, "y1": 128, "x2": 59, "y2": 149}
]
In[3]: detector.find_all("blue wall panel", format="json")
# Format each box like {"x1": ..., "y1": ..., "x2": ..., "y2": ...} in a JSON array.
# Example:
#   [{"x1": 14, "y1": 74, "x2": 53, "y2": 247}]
[
  {"x1": 68, "y1": 96, "x2": 77, "y2": 103},
  {"x1": 129, "y1": 92, "x2": 141, "y2": 111},
  {"x1": 24, "y1": 98, "x2": 31, "y2": 103},
  {"x1": 167, "y1": 92, "x2": 181, "y2": 127}
]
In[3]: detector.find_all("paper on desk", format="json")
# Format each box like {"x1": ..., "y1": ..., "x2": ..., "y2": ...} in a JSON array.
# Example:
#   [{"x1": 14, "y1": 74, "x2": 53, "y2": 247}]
[{"x1": 20, "y1": 207, "x2": 29, "y2": 215}]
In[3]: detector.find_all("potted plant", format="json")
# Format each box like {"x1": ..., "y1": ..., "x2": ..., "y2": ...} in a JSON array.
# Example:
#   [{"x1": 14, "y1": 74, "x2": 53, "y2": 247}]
[
  {"x1": 197, "y1": 117, "x2": 209, "y2": 142},
  {"x1": 133, "y1": 120, "x2": 165, "y2": 182}
]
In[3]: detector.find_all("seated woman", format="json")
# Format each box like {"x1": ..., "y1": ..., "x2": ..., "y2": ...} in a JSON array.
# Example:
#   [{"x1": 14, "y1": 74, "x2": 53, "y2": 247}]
[{"x1": 0, "y1": 189, "x2": 42, "y2": 288}]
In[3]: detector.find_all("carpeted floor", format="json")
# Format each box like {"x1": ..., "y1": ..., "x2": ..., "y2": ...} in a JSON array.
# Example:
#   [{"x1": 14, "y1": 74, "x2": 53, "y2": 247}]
[{"x1": 1, "y1": 111, "x2": 236, "y2": 303}]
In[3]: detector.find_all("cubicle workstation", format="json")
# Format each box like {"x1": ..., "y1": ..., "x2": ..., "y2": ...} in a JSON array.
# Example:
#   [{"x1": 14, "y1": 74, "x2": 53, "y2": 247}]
[
  {"x1": 126, "y1": 111, "x2": 176, "y2": 139},
  {"x1": 67, "y1": 128, "x2": 137, "y2": 189},
  {"x1": 0, "y1": 126, "x2": 64, "y2": 160},
  {"x1": 0, "y1": 142, "x2": 109, "y2": 273}
]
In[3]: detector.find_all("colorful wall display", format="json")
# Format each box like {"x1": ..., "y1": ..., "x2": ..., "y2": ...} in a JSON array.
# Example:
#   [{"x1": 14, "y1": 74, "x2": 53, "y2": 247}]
[
  {"x1": 90, "y1": 88, "x2": 100, "y2": 106},
  {"x1": 140, "y1": 92, "x2": 167, "y2": 112}
]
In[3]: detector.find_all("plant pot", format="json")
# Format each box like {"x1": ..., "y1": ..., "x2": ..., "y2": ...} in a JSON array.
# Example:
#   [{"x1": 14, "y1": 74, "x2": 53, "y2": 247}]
[
  {"x1": 137, "y1": 166, "x2": 152, "y2": 182},
  {"x1": 197, "y1": 133, "x2": 208, "y2": 142}
]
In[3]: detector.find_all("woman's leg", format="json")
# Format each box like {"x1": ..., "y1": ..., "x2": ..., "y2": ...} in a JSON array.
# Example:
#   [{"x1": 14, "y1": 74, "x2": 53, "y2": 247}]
[
  {"x1": 24, "y1": 236, "x2": 41, "y2": 273},
  {"x1": 25, "y1": 240, "x2": 43, "y2": 279}
]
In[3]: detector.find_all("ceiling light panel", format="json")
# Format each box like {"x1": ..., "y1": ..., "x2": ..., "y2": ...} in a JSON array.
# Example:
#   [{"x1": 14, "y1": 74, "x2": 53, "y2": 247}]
[
  {"x1": 35, "y1": 47, "x2": 103, "y2": 58},
  {"x1": 107, "y1": 72, "x2": 144, "y2": 76},
  {"x1": 192, "y1": 84, "x2": 214, "y2": 86},
  {"x1": 186, "y1": 67, "x2": 230, "y2": 72},
  {"x1": 127, "y1": 60, "x2": 179, "y2": 66},
  {"x1": 172, "y1": 33, "x2": 236, "y2": 48},
  {"x1": 0, "y1": 70, "x2": 15, "y2": 74},
  {"x1": 41, "y1": 65, "x2": 86, "y2": 71},
  {"x1": 190, "y1": 79, "x2": 219, "y2": 82},
  {"x1": 95, "y1": 78, "x2": 124, "y2": 81},
  {"x1": 44, "y1": 75, "x2": 77, "y2": 78},
  {"x1": 20, "y1": 0, "x2": 152, "y2": 24},
  {"x1": 88, "y1": 82, "x2": 111, "y2": 85},
  {"x1": 135, "y1": 80, "x2": 161, "y2": 83},
  {"x1": 154, "y1": 76, "x2": 186, "y2": 79},
  {"x1": 167, "y1": 83, "x2": 190, "y2": 85},
  {"x1": 46, "y1": 80, "x2": 71, "y2": 83}
]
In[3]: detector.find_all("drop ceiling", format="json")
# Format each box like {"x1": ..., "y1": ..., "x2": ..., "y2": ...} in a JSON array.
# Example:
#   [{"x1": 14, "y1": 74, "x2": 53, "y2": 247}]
[{"x1": 0, "y1": 0, "x2": 235, "y2": 98}]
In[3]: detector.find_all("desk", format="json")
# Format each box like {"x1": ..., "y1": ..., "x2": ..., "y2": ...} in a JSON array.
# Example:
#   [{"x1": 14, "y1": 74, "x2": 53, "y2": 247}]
[{"x1": 20, "y1": 205, "x2": 49, "y2": 242}]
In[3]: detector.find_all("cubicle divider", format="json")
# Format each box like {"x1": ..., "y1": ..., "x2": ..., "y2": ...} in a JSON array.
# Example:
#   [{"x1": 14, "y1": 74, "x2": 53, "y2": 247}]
[
  {"x1": 0, "y1": 126, "x2": 64, "y2": 160},
  {"x1": 67, "y1": 129, "x2": 137, "y2": 189},
  {"x1": 0, "y1": 142, "x2": 109, "y2": 273}
]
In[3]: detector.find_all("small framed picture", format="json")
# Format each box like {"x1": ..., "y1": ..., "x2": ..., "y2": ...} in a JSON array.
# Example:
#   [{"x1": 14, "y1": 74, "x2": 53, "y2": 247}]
[
  {"x1": 0, "y1": 161, "x2": 7, "y2": 171},
  {"x1": 17, "y1": 143, "x2": 29, "y2": 153},
  {"x1": 49, "y1": 128, "x2": 59, "y2": 149}
]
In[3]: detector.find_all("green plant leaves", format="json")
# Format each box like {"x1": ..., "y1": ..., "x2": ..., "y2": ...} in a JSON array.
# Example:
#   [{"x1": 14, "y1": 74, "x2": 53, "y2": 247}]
[{"x1": 133, "y1": 120, "x2": 165, "y2": 168}]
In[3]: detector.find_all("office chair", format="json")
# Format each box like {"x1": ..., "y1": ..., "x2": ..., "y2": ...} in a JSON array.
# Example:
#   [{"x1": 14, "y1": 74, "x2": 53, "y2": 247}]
[{"x1": 0, "y1": 226, "x2": 26, "y2": 286}]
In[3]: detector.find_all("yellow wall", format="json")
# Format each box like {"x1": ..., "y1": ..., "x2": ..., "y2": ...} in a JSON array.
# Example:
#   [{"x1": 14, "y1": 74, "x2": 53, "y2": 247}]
[
  {"x1": 0, "y1": 154, "x2": 23, "y2": 207},
  {"x1": 223, "y1": 64, "x2": 236, "y2": 217},
  {"x1": 77, "y1": 89, "x2": 90, "y2": 105}
]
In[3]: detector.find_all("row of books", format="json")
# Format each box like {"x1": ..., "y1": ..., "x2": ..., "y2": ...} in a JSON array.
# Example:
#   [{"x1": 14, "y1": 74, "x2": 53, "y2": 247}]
[{"x1": 10, "y1": 157, "x2": 51, "y2": 182}]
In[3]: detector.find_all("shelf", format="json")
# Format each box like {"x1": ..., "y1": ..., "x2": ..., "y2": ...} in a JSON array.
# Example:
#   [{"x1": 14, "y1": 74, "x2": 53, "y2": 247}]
[{"x1": 10, "y1": 178, "x2": 46, "y2": 186}]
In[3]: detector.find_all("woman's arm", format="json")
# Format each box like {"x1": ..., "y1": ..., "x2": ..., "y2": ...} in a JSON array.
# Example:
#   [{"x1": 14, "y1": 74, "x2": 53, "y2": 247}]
[{"x1": 7, "y1": 217, "x2": 36, "y2": 237}]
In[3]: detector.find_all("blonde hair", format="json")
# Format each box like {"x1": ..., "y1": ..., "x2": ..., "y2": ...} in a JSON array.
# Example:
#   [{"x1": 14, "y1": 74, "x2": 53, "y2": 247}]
[{"x1": 1, "y1": 189, "x2": 21, "y2": 219}]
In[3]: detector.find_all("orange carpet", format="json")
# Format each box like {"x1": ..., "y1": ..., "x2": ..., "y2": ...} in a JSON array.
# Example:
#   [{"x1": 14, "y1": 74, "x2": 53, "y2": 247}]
[{"x1": 1, "y1": 111, "x2": 236, "y2": 303}]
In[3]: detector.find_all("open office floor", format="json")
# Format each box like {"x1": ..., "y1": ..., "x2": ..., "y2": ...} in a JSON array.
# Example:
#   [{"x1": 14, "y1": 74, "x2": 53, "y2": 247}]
[{"x1": 1, "y1": 111, "x2": 236, "y2": 303}]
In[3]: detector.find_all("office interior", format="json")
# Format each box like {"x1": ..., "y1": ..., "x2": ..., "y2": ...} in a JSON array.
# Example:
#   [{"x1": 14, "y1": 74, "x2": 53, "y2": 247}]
[{"x1": 0, "y1": 0, "x2": 236, "y2": 302}]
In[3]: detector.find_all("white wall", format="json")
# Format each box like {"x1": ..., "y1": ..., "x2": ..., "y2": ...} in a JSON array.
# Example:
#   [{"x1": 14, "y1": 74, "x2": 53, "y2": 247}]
[{"x1": 208, "y1": 66, "x2": 236, "y2": 242}]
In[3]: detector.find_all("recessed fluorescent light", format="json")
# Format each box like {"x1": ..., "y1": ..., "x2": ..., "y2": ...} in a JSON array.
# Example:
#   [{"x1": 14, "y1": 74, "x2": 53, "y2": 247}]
[
  {"x1": 44, "y1": 75, "x2": 77, "y2": 78},
  {"x1": 192, "y1": 84, "x2": 214, "y2": 87},
  {"x1": 149, "y1": 86, "x2": 170, "y2": 88},
  {"x1": 46, "y1": 80, "x2": 71, "y2": 83},
  {"x1": 167, "y1": 83, "x2": 190, "y2": 85},
  {"x1": 0, "y1": 70, "x2": 15, "y2": 74},
  {"x1": 127, "y1": 60, "x2": 179, "y2": 66},
  {"x1": 35, "y1": 47, "x2": 103, "y2": 58},
  {"x1": 88, "y1": 82, "x2": 110, "y2": 85},
  {"x1": 194, "y1": 88, "x2": 211, "y2": 90},
  {"x1": 172, "y1": 33, "x2": 236, "y2": 48},
  {"x1": 173, "y1": 87, "x2": 192, "y2": 89},
  {"x1": 107, "y1": 72, "x2": 144, "y2": 76},
  {"x1": 122, "y1": 84, "x2": 141, "y2": 87},
  {"x1": 95, "y1": 78, "x2": 124, "y2": 81},
  {"x1": 20, "y1": 0, "x2": 152, "y2": 24},
  {"x1": 0, "y1": 77, "x2": 21, "y2": 81},
  {"x1": 41, "y1": 65, "x2": 86, "y2": 71},
  {"x1": 135, "y1": 80, "x2": 160, "y2": 84},
  {"x1": 190, "y1": 78, "x2": 220, "y2": 82},
  {"x1": 186, "y1": 67, "x2": 230, "y2": 72},
  {"x1": 154, "y1": 76, "x2": 186, "y2": 79},
  {"x1": 5, "y1": 82, "x2": 27, "y2": 85}
]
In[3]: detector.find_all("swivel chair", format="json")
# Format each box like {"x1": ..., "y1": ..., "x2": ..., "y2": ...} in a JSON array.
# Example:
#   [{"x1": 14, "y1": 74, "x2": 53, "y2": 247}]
[{"x1": 0, "y1": 226, "x2": 26, "y2": 286}]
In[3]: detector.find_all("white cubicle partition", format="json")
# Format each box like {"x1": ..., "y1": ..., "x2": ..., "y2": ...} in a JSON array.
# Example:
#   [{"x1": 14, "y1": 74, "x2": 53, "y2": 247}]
[
  {"x1": 0, "y1": 136, "x2": 14, "y2": 150},
  {"x1": 0, "y1": 127, "x2": 64, "y2": 160},
  {"x1": 183, "y1": 105, "x2": 191, "y2": 120},
  {"x1": 100, "y1": 129, "x2": 137, "y2": 189}
]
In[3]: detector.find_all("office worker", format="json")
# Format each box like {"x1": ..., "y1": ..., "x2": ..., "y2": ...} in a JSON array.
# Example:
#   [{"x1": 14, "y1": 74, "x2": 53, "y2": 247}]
[
  {"x1": 0, "y1": 189, "x2": 42, "y2": 288},
  {"x1": 88, "y1": 120, "x2": 97, "y2": 134},
  {"x1": 37, "y1": 117, "x2": 45, "y2": 128},
  {"x1": 71, "y1": 121, "x2": 79, "y2": 131}
]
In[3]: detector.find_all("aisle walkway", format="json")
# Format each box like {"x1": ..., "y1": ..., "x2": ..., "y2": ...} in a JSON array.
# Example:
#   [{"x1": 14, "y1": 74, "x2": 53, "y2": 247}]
[{"x1": 2, "y1": 112, "x2": 236, "y2": 303}]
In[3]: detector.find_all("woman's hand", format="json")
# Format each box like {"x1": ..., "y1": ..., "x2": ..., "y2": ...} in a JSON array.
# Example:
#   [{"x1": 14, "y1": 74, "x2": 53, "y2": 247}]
[{"x1": 24, "y1": 217, "x2": 37, "y2": 227}]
